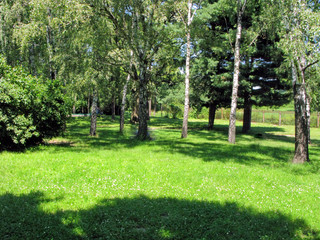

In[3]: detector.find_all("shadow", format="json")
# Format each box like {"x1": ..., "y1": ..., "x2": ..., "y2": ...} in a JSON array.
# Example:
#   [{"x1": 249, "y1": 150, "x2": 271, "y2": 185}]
[
  {"x1": 18, "y1": 117, "x2": 319, "y2": 175},
  {"x1": 0, "y1": 192, "x2": 75, "y2": 240},
  {"x1": 1, "y1": 192, "x2": 318, "y2": 239}
]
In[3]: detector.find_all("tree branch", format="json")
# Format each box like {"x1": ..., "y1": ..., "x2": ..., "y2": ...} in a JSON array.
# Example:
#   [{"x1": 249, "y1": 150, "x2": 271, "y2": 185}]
[{"x1": 303, "y1": 59, "x2": 319, "y2": 72}]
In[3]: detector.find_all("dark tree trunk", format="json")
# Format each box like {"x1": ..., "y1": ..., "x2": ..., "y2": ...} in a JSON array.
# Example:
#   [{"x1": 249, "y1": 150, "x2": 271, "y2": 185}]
[
  {"x1": 112, "y1": 95, "x2": 116, "y2": 121},
  {"x1": 137, "y1": 64, "x2": 149, "y2": 140},
  {"x1": 130, "y1": 96, "x2": 139, "y2": 124},
  {"x1": 208, "y1": 102, "x2": 217, "y2": 130},
  {"x1": 242, "y1": 100, "x2": 252, "y2": 133},
  {"x1": 90, "y1": 89, "x2": 98, "y2": 136},
  {"x1": 293, "y1": 83, "x2": 309, "y2": 163},
  {"x1": 87, "y1": 94, "x2": 90, "y2": 114}
]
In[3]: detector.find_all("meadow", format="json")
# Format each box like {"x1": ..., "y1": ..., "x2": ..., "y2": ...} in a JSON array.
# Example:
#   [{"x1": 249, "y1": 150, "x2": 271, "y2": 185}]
[{"x1": 1, "y1": 116, "x2": 320, "y2": 239}]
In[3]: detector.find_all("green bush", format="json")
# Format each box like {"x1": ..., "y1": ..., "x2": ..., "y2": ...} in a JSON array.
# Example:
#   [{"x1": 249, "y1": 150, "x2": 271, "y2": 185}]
[{"x1": 0, "y1": 57, "x2": 70, "y2": 149}]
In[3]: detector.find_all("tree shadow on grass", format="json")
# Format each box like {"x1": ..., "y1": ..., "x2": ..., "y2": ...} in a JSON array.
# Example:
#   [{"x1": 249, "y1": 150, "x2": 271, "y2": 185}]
[
  {"x1": 18, "y1": 117, "x2": 320, "y2": 173},
  {"x1": 0, "y1": 192, "x2": 318, "y2": 240}
]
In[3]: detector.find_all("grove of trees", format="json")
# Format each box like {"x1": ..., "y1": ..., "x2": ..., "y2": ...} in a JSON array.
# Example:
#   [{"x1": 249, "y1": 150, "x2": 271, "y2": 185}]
[{"x1": 0, "y1": 0, "x2": 319, "y2": 163}]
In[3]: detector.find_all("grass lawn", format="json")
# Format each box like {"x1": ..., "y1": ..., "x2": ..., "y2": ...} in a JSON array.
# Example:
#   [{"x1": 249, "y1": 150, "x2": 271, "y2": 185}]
[{"x1": 1, "y1": 116, "x2": 320, "y2": 239}]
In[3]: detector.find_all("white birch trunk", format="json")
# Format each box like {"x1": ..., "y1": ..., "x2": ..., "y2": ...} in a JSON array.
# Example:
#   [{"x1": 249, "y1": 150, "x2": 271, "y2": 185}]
[
  {"x1": 181, "y1": 0, "x2": 193, "y2": 139},
  {"x1": 228, "y1": 0, "x2": 245, "y2": 144}
]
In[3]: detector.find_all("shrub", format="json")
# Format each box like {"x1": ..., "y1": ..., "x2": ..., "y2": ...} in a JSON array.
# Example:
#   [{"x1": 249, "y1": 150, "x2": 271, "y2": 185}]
[{"x1": 0, "y1": 57, "x2": 70, "y2": 149}]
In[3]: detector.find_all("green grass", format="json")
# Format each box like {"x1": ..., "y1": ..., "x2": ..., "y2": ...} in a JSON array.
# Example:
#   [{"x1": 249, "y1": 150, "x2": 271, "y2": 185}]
[{"x1": 1, "y1": 116, "x2": 320, "y2": 239}]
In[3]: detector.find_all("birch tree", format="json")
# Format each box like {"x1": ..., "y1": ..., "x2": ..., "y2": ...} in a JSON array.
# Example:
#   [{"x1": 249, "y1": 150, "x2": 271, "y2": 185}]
[
  {"x1": 279, "y1": 0, "x2": 320, "y2": 163},
  {"x1": 228, "y1": 0, "x2": 247, "y2": 144},
  {"x1": 177, "y1": 0, "x2": 202, "y2": 138},
  {"x1": 102, "y1": 0, "x2": 174, "y2": 140}
]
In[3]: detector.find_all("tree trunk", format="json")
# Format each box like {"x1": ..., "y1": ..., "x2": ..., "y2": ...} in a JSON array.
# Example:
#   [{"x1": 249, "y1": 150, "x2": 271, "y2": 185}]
[
  {"x1": 181, "y1": 0, "x2": 192, "y2": 139},
  {"x1": 137, "y1": 64, "x2": 149, "y2": 140},
  {"x1": 72, "y1": 94, "x2": 76, "y2": 114},
  {"x1": 90, "y1": 89, "x2": 98, "y2": 136},
  {"x1": 291, "y1": 62, "x2": 309, "y2": 163},
  {"x1": 87, "y1": 94, "x2": 90, "y2": 114},
  {"x1": 242, "y1": 100, "x2": 252, "y2": 133},
  {"x1": 130, "y1": 95, "x2": 139, "y2": 124},
  {"x1": 306, "y1": 94, "x2": 311, "y2": 144},
  {"x1": 293, "y1": 83, "x2": 309, "y2": 163},
  {"x1": 148, "y1": 99, "x2": 152, "y2": 118},
  {"x1": 120, "y1": 72, "x2": 131, "y2": 133},
  {"x1": 46, "y1": 8, "x2": 56, "y2": 80},
  {"x1": 112, "y1": 95, "x2": 116, "y2": 121},
  {"x1": 228, "y1": 1, "x2": 245, "y2": 144},
  {"x1": 208, "y1": 102, "x2": 216, "y2": 130}
]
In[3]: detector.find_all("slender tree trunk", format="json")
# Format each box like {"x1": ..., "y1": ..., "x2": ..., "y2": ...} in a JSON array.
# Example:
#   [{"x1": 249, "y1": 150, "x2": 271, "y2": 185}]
[
  {"x1": 90, "y1": 89, "x2": 98, "y2": 136},
  {"x1": 148, "y1": 99, "x2": 152, "y2": 118},
  {"x1": 87, "y1": 95, "x2": 90, "y2": 114},
  {"x1": 228, "y1": 1, "x2": 245, "y2": 144},
  {"x1": 46, "y1": 8, "x2": 56, "y2": 80},
  {"x1": 73, "y1": 94, "x2": 77, "y2": 114},
  {"x1": 208, "y1": 102, "x2": 217, "y2": 130},
  {"x1": 306, "y1": 94, "x2": 311, "y2": 144},
  {"x1": 120, "y1": 50, "x2": 133, "y2": 133},
  {"x1": 181, "y1": 0, "x2": 192, "y2": 139},
  {"x1": 242, "y1": 100, "x2": 252, "y2": 133},
  {"x1": 120, "y1": 73, "x2": 131, "y2": 133},
  {"x1": 112, "y1": 95, "x2": 116, "y2": 120},
  {"x1": 137, "y1": 64, "x2": 149, "y2": 140}
]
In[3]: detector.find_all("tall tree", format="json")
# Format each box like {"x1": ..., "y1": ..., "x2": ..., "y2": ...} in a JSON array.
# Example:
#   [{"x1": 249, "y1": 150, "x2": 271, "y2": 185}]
[
  {"x1": 228, "y1": 0, "x2": 247, "y2": 144},
  {"x1": 177, "y1": 0, "x2": 202, "y2": 138},
  {"x1": 102, "y1": 0, "x2": 175, "y2": 140},
  {"x1": 279, "y1": 0, "x2": 320, "y2": 163}
]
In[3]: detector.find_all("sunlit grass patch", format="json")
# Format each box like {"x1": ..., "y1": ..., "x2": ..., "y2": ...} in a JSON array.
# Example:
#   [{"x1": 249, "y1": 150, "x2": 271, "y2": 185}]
[{"x1": 1, "y1": 116, "x2": 319, "y2": 239}]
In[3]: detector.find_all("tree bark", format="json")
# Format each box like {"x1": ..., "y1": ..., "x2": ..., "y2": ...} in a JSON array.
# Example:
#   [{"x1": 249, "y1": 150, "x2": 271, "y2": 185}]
[
  {"x1": 90, "y1": 89, "x2": 98, "y2": 136},
  {"x1": 112, "y1": 95, "x2": 116, "y2": 121},
  {"x1": 148, "y1": 99, "x2": 152, "y2": 118},
  {"x1": 137, "y1": 64, "x2": 149, "y2": 140},
  {"x1": 293, "y1": 83, "x2": 309, "y2": 163},
  {"x1": 72, "y1": 94, "x2": 77, "y2": 114},
  {"x1": 228, "y1": 0, "x2": 245, "y2": 144},
  {"x1": 87, "y1": 94, "x2": 90, "y2": 114},
  {"x1": 242, "y1": 100, "x2": 252, "y2": 133},
  {"x1": 120, "y1": 72, "x2": 131, "y2": 133},
  {"x1": 306, "y1": 94, "x2": 311, "y2": 144},
  {"x1": 181, "y1": 0, "x2": 192, "y2": 139},
  {"x1": 46, "y1": 8, "x2": 56, "y2": 80},
  {"x1": 291, "y1": 63, "x2": 309, "y2": 163},
  {"x1": 208, "y1": 102, "x2": 217, "y2": 130}
]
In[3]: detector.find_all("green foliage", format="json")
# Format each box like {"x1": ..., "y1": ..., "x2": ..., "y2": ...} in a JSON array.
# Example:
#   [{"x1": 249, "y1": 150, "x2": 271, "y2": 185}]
[{"x1": 0, "y1": 57, "x2": 70, "y2": 149}]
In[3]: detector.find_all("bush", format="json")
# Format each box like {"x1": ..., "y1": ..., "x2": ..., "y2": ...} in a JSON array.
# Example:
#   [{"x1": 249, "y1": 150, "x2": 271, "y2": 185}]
[{"x1": 0, "y1": 57, "x2": 70, "y2": 149}]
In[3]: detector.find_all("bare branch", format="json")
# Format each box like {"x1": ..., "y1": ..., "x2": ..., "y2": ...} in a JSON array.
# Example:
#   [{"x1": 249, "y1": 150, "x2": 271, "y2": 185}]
[
  {"x1": 190, "y1": 0, "x2": 203, "y2": 23},
  {"x1": 177, "y1": 8, "x2": 187, "y2": 29},
  {"x1": 303, "y1": 59, "x2": 319, "y2": 72},
  {"x1": 248, "y1": 23, "x2": 267, "y2": 47}
]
